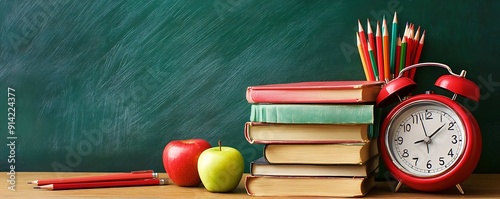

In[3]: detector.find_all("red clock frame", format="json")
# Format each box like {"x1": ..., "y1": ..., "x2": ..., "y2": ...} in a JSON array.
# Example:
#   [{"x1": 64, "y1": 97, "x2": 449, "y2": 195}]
[{"x1": 379, "y1": 94, "x2": 482, "y2": 192}]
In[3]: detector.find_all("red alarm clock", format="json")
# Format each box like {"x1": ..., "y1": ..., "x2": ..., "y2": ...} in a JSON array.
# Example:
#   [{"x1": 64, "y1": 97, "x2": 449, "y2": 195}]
[{"x1": 376, "y1": 62, "x2": 481, "y2": 194}]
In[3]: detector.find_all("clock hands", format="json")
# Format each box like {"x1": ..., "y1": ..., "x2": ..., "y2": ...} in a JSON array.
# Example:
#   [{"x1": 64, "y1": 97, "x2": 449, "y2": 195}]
[
  {"x1": 414, "y1": 139, "x2": 425, "y2": 144},
  {"x1": 419, "y1": 115, "x2": 429, "y2": 137},
  {"x1": 418, "y1": 115, "x2": 430, "y2": 153},
  {"x1": 414, "y1": 123, "x2": 447, "y2": 144},
  {"x1": 429, "y1": 123, "x2": 446, "y2": 139},
  {"x1": 414, "y1": 122, "x2": 447, "y2": 154}
]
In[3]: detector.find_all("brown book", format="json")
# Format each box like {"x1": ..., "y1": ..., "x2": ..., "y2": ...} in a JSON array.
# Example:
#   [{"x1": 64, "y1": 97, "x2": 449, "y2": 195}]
[
  {"x1": 250, "y1": 156, "x2": 379, "y2": 177},
  {"x1": 244, "y1": 122, "x2": 371, "y2": 144},
  {"x1": 245, "y1": 175, "x2": 376, "y2": 197},
  {"x1": 264, "y1": 140, "x2": 378, "y2": 164},
  {"x1": 246, "y1": 81, "x2": 383, "y2": 104}
]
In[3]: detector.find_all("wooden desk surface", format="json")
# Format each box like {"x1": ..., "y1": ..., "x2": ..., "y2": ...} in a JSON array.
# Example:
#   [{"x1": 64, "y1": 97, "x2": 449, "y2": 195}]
[{"x1": 2, "y1": 172, "x2": 499, "y2": 198}]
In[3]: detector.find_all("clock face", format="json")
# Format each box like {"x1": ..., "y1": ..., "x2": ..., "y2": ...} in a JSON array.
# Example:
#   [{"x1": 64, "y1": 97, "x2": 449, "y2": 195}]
[{"x1": 386, "y1": 100, "x2": 466, "y2": 177}]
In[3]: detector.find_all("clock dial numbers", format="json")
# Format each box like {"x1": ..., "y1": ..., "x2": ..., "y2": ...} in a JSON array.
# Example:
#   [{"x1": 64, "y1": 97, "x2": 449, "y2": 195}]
[{"x1": 387, "y1": 102, "x2": 466, "y2": 177}]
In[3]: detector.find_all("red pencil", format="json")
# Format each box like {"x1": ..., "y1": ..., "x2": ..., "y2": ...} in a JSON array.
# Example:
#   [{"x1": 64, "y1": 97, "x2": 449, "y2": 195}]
[
  {"x1": 408, "y1": 27, "x2": 421, "y2": 79},
  {"x1": 28, "y1": 170, "x2": 158, "y2": 186},
  {"x1": 358, "y1": 20, "x2": 375, "y2": 81},
  {"x1": 410, "y1": 30, "x2": 425, "y2": 80},
  {"x1": 367, "y1": 19, "x2": 376, "y2": 58},
  {"x1": 410, "y1": 26, "x2": 421, "y2": 64},
  {"x1": 413, "y1": 30, "x2": 425, "y2": 64},
  {"x1": 404, "y1": 24, "x2": 413, "y2": 73},
  {"x1": 394, "y1": 36, "x2": 401, "y2": 77},
  {"x1": 34, "y1": 178, "x2": 166, "y2": 190},
  {"x1": 375, "y1": 21, "x2": 384, "y2": 81}
]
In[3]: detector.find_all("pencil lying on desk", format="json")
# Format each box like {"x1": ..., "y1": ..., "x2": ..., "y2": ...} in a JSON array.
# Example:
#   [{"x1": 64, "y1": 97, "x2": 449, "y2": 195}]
[
  {"x1": 28, "y1": 170, "x2": 158, "y2": 186},
  {"x1": 34, "y1": 178, "x2": 167, "y2": 190}
]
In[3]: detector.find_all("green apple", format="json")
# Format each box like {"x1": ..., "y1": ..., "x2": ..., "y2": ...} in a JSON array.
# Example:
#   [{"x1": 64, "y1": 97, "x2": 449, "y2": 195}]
[{"x1": 197, "y1": 141, "x2": 244, "y2": 192}]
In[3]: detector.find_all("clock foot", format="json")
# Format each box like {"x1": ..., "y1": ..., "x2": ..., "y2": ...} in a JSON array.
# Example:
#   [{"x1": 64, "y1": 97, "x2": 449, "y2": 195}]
[
  {"x1": 394, "y1": 181, "x2": 403, "y2": 192},
  {"x1": 456, "y1": 184, "x2": 464, "y2": 195}
]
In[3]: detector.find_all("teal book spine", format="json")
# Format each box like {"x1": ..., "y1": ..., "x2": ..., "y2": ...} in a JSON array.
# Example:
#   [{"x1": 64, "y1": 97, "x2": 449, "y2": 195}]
[{"x1": 250, "y1": 104, "x2": 375, "y2": 124}]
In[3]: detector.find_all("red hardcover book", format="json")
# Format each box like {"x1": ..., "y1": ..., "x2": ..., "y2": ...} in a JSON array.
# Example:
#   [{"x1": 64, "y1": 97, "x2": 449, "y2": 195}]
[{"x1": 246, "y1": 81, "x2": 383, "y2": 104}]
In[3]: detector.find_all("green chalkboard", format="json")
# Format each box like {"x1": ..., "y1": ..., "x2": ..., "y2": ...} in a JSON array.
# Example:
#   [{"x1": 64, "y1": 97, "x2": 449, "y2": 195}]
[{"x1": 1, "y1": 0, "x2": 499, "y2": 175}]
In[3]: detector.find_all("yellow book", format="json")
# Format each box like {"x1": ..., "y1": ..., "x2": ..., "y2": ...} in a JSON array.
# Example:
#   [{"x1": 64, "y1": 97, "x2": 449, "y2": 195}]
[
  {"x1": 245, "y1": 175, "x2": 375, "y2": 197},
  {"x1": 245, "y1": 122, "x2": 371, "y2": 144},
  {"x1": 264, "y1": 140, "x2": 378, "y2": 164},
  {"x1": 250, "y1": 156, "x2": 379, "y2": 177}
]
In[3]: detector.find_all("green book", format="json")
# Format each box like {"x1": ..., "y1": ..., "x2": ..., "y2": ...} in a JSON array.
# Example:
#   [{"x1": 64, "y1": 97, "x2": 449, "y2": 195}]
[{"x1": 250, "y1": 104, "x2": 375, "y2": 124}]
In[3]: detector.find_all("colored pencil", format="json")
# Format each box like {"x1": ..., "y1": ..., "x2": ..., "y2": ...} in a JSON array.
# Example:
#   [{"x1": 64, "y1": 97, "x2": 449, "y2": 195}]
[
  {"x1": 357, "y1": 33, "x2": 370, "y2": 81},
  {"x1": 404, "y1": 24, "x2": 413, "y2": 71},
  {"x1": 367, "y1": 19, "x2": 376, "y2": 58},
  {"x1": 34, "y1": 179, "x2": 166, "y2": 190},
  {"x1": 376, "y1": 21, "x2": 384, "y2": 81},
  {"x1": 354, "y1": 12, "x2": 427, "y2": 81},
  {"x1": 413, "y1": 30, "x2": 425, "y2": 64},
  {"x1": 368, "y1": 42, "x2": 379, "y2": 81},
  {"x1": 410, "y1": 26, "x2": 420, "y2": 64},
  {"x1": 410, "y1": 30, "x2": 425, "y2": 80},
  {"x1": 399, "y1": 36, "x2": 407, "y2": 75},
  {"x1": 382, "y1": 16, "x2": 390, "y2": 80},
  {"x1": 358, "y1": 20, "x2": 375, "y2": 81},
  {"x1": 28, "y1": 170, "x2": 158, "y2": 186},
  {"x1": 408, "y1": 27, "x2": 420, "y2": 79},
  {"x1": 395, "y1": 36, "x2": 401, "y2": 77},
  {"x1": 389, "y1": 12, "x2": 398, "y2": 78}
]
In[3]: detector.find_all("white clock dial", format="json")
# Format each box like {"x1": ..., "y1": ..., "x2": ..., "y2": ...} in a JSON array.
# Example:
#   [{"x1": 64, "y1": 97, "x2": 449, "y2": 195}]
[{"x1": 386, "y1": 100, "x2": 466, "y2": 177}]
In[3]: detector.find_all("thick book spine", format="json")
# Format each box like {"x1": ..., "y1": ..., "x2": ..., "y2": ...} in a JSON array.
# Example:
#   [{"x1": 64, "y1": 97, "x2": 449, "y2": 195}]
[
  {"x1": 250, "y1": 104, "x2": 375, "y2": 124},
  {"x1": 263, "y1": 140, "x2": 378, "y2": 164},
  {"x1": 246, "y1": 88, "x2": 364, "y2": 104},
  {"x1": 250, "y1": 156, "x2": 379, "y2": 177},
  {"x1": 246, "y1": 81, "x2": 383, "y2": 104},
  {"x1": 244, "y1": 122, "x2": 371, "y2": 144},
  {"x1": 245, "y1": 175, "x2": 375, "y2": 197}
]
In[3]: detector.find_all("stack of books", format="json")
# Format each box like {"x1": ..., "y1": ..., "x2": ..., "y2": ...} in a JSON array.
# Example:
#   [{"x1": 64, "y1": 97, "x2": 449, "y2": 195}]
[{"x1": 243, "y1": 81, "x2": 383, "y2": 197}]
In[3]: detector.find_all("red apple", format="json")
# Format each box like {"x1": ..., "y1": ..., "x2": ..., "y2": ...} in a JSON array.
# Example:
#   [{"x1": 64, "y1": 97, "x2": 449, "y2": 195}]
[{"x1": 162, "y1": 139, "x2": 211, "y2": 186}]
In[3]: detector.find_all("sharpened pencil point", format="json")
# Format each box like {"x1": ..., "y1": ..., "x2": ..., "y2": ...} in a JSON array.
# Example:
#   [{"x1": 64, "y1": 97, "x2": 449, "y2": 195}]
[
  {"x1": 358, "y1": 19, "x2": 364, "y2": 32},
  {"x1": 34, "y1": 186, "x2": 41, "y2": 189},
  {"x1": 27, "y1": 182, "x2": 32, "y2": 184}
]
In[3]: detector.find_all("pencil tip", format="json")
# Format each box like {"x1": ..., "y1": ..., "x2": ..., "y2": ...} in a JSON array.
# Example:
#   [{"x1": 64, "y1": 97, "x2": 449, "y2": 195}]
[
  {"x1": 27, "y1": 182, "x2": 32, "y2": 184},
  {"x1": 33, "y1": 186, "x2": 41, "y2": 189}
]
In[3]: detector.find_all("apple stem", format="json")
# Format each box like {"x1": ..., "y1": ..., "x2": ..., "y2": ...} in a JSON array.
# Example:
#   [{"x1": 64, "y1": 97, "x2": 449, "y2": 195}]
[{"x1": 218, "y1": 140, "x2": 221, "y2": 151}]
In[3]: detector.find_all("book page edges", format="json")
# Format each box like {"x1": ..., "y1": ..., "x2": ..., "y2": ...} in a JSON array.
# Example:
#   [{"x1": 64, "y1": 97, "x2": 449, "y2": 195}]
[
  {"x1": 245, "y1": 175, "x2": 376, "y2": 197},
  {"x1": 263, "y1": 141, "x2": 378, "y2": 164},
  {"x1": 245, "y1": 122, "x2": 370, "y2": 144}
]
